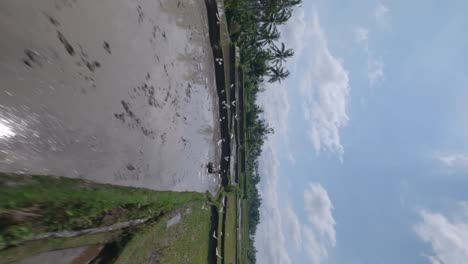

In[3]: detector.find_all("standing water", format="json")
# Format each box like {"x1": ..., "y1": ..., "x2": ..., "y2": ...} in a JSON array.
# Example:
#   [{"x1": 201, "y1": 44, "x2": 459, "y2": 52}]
[{"x1": 0, "y1": 0, "x2": 221, "y2": 192}]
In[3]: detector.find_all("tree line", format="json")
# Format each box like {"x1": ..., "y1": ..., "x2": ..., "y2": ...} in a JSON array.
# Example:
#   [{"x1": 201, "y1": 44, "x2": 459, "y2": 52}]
[{"x1": 225, "y1": 0, "x2": 302, "y2": 263}]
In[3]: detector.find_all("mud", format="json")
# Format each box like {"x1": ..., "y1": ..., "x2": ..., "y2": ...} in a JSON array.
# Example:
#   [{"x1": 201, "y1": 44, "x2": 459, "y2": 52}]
[{"x1": 0, "y1": 0, "x2": 222, "y2": 192}]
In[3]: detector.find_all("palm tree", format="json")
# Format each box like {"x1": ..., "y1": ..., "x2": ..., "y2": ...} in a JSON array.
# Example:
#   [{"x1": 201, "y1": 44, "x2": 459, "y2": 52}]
[
  {"x1": 258, "y1": 24, "x2": 280, "y2": 46},
  {"x1": 269, "y1": 42, "x2": 294, "y2": 66},
  {"x1": 267, "y1": 65, "x2": 290, "y2": 83}
]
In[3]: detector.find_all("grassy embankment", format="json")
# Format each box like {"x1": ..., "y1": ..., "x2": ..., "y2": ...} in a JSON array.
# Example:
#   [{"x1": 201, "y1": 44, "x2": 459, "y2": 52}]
[
  {"x1": 0, "y1": 173, "x2": 212, "y2": 263},
  {"x1": 213, "y1": 1, "x2": 244, "y2": 263}
]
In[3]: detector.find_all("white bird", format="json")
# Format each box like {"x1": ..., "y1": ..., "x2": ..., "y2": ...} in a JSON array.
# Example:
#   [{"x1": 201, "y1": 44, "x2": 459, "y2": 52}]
[
  {"x1": 216, "y1": 13, "x2": 220, "y2": 22},
  {"x1": 231, "y1": 100, "x2": 236, "y2": 106},
  {"x1": 216, "y1": 247, "x2": 222, "y2": 258},
  {"x1": 220, "y1": 231, "x2": 223, "y2": 236},
  {"x1": 221, "y1": 89, "x2": 225, "y2": 93},
  {"x1": 234, "y1": 114, "x2": 238, "y2": 120},
  {"x1": 219, "y1": 207, "x2": 223, "y2": 213},
  {"x1": 230, "y1": 134, "x2": 234, "y2": 140},
  {"x1": 213, "y1": 231, "x2": 217, "y2": 239},
  {"x1": 230, "y1": 83, "x2": 234, "y2": 88},
  {"x1": 224, "y1": 156, "x2": 229, "y2": 162},
  {"x1": 217, "y1": 139, "x2": 224, "y2": 146}
]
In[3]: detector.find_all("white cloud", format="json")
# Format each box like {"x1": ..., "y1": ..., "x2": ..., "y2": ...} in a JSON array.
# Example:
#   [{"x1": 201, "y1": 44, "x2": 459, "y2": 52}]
[
  {"x1": 374, "y1": 2, "x2": 390, "y2": 26},
  {"x1": 415, "y1": 205, "x2": 468, "y2": 264},
  {"x1": 299, "y1": 12, "x2": 350, "y2": 159},
  {"x1": 304, "y1": 183, "x2": 336, "y2": 245},
  {"x1": 282, "y1": 7, "x2": 306, "y2": 63},
  {"x1": 303, "y1": 183, "x2": 337, "y2": 263},
  {"x1": 353, "y1": 26, "x2": 385, "y2": 87},
  {"x1": 353, "y1": 26, "x2": 369, "y2": 48},
  {"x1": 286, "y1": 206, "x2": 303, "y2": 250},
  {"x1": 368, "y1": 57, "x2": 385, "y2": 86},
  {"x1": 255, "y1": 145, "x2": 292, "y2": 264},
  {"x1": 256, "y1": 145, "x2": 337, "y2": 264},
  {"x1": 257, "y1": 82, "x2": 290, "y2": 144},
  {"x1": 435, "y1": 153, "x2": 468, "y2": 170}
]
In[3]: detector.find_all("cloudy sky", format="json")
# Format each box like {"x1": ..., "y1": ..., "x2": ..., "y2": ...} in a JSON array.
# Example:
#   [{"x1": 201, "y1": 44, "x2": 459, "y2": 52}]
[{"x1": 255, "y1": 0, "x2": 468, "y2": 263}]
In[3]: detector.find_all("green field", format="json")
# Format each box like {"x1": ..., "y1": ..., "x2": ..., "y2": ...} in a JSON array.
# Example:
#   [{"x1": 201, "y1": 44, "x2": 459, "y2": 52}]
[
  {"x1": 0, "y1": 173, "x2": 213, "y2": 263},
  {"x1": 0, "y1": 173, "x2": 203, "y2": 249},
  {"x1": 115, "y1": 201, "x2": 211, "y2": 264},
  {"x1": 223, "y1": 193, "x2": 238, "y2": 264}
]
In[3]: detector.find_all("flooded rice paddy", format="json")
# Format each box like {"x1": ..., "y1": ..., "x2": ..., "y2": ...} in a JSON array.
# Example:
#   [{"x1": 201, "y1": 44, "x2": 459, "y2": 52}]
[{"x1": 0, "y1": 0, "x2": 222, "y2": 192}]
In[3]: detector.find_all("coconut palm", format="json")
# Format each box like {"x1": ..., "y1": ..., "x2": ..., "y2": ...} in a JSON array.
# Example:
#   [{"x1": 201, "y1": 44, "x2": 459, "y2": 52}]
[
  {"x1": 269, "y1": 42, "x2": 294, "y2": 66},
  {"x1": 267, "y1": 65, "x2": 290, "y2": 83}
]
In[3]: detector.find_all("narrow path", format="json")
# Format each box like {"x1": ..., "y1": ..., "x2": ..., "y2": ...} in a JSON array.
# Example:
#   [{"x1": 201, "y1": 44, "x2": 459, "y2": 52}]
[{"x1": 0, "y1": 218, "x2": 150, "y2": 251}]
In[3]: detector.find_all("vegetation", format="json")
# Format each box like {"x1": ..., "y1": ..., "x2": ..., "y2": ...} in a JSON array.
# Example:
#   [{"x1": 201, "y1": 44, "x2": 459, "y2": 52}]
[
  {"x1": 223, "y1": 193, "x2": 238, "y2": 264},
  {"x1": 115, "y1": 201, "x2": 211, "y2": 264},
  {"x1": 0, "y1": 229, "x2": 123, "y2": 264},
  {"x1": 224, "y1": 0, "x2": 302, "y2": 262},
  {"x1": 0, "y1": 173, "x2": 204, "y2": 249}
]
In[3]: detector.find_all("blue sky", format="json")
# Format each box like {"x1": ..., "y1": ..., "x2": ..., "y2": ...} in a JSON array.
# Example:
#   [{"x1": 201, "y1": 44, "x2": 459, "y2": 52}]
[{"x1": 255, "y1": 1, "x2": 468, "y2": 263}]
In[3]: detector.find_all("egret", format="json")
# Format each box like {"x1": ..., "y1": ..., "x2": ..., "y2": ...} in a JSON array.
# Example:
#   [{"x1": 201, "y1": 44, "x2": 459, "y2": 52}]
[
  {"x1": 216, "y1": 247, "x2": 222, "y2": 258},
  {"x1": 224, "y1": 156, "x2": 229, "y2": 161},
  {"x1": 213, "y1": 231, "x2": 217, "y2": 240},
  {"x1": 231, "y1": 100, "x2": 236, "y2": 106}
]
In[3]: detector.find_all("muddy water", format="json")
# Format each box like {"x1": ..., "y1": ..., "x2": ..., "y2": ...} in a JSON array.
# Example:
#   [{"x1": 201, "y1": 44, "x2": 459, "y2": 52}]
[{"x1": 0, "y1": 0, "x2": 221, "y2": 192}]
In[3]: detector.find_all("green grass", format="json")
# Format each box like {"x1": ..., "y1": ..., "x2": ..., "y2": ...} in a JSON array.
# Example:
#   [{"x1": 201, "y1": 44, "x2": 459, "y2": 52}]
[
  {"x1": 240, "y1": 199, "x2": 249, "y2": 264},
  {"x1": 0, "y1": 173, "x2": 203, "y2": 248},
  {"x1": 0, "y1": 229, "x2": 123, "y2": 264},
  {"x1": 115, "y1": 201, "x2": 211, "y2": 264},
  {"x1": 224, "y1": 193, "x2": 237, "y2": 264}
]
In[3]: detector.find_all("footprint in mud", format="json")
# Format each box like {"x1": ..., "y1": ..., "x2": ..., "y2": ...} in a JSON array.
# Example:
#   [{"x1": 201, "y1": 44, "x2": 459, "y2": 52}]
[
  {"x1": 22, "y1": 49, "x2": 43, "y2": 68},
  {"x1": 115, "y1": 100, "x2": 156, "y2": 139},
  {"x1": 85, "y1": 61, "x2": 101, "y2": 72},
  {"x1": 103, "y1": 41, "x2": 111, "y2": 54},
  {"x1": 126, "y1": 164, "x2": 136, "y2": 171},
  {"x1": 134, "y1": 83, "x2": 160, "y2": 108},
  {"x1": 137, "y1": 5, "x2": 144, "y2": 24},
  {"x1": 185, "y1": 83, "x2": 192, "y2": 98},
  {"x1": 179, "y1": 137, "x2": 189, "y2": 148},
  {"x1": 160, "y1": 132, "x2": 167, "y2": 145},
  {"x1": 44, "y1": 13, "x2": 60, "y2": 26},
  {"x1": 57, "y1": 31, "x2": 75, "y2": 56}
]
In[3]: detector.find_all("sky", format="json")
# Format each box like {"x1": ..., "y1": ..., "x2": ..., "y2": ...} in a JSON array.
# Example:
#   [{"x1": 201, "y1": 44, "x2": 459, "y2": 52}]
[{"x1": 255, "y1": 1, "x2": 468, "y2": 263}]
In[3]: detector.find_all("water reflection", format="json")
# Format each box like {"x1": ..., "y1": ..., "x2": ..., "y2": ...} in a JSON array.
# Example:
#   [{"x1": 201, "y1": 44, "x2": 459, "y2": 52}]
[{"x1": 0, "y1": 118, "x2": 15, "y2": 139}]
